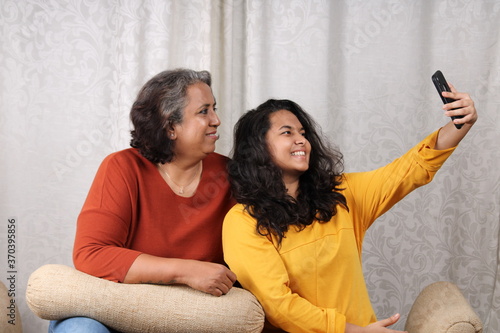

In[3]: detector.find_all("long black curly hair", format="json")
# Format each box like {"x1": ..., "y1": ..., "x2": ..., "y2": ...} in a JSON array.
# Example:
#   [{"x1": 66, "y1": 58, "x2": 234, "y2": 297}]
[{"x1": 228, "y1": 99, "x2": 347, "y2": 245}]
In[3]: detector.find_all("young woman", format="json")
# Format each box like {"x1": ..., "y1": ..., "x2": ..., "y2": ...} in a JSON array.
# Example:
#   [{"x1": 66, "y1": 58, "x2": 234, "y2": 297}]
[
  {"x1": 50, "y1": 69, "x2": 237, "y2": 332},
  {"x1": 223, "y1": 88, "x2": 477, "y2": 333}
]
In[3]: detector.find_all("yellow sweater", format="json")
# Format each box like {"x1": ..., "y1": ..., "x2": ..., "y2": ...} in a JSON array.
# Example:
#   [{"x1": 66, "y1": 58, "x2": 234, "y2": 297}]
[{"x1": 223, "y1": 130, "x2": 456, "y2": 333}]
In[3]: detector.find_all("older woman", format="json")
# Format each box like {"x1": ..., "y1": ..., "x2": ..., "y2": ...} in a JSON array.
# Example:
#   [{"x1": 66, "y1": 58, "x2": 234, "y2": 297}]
[
  {"x1": 50, "y1": 69, "x2": 236, "y2": 333},
  {"x1": 223, "y1": 88, "x2": 477, "y2": 333}
]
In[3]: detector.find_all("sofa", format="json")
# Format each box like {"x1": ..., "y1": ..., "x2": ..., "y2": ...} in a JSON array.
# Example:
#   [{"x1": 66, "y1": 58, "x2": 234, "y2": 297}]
[
  {"x1": 24, "y1": 264, "x2": 483, "y2": 333},
  {"x1": 404, "y1": 281, "x2": 483, "y2": 333}
]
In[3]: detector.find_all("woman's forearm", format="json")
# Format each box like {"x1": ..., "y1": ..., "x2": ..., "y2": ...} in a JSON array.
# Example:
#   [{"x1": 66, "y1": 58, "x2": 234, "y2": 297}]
[
  {"x1": 124, "y1": 253, "x2": 237, "y2": 296},
  {"x1": 434, "y1": 120, "x2": 473, "y2": 150}
]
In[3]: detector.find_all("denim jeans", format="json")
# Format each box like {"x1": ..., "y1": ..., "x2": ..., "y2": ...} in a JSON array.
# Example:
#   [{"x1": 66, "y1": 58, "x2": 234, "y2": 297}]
[{"x1": 48, "y1": 317, "x2": 120, "y2": 333}]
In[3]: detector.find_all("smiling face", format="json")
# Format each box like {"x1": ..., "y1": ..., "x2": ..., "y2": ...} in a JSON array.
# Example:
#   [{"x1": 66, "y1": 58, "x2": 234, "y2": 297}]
[
  {"x1": 170, "y1": 82, "x2": 220, "y2": 161},
  {"x1": 266, "y1": 109, "x2": 311, "y2": 183}
]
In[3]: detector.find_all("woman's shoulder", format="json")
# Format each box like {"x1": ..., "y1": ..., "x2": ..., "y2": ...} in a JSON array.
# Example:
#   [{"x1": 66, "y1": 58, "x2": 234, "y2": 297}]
[
  {"x1": 104, "y1": 147, "x2": 147, "y2": 164},
  {"x1": 227, "y1": 202, "x2": 245, "y2": 213},
  {"x1": 98, "y1": 148, "x2": 152, "y2": 175},
  {"x1": 224, "y1": 204, "x2": 255, "y2": 227},
  {"x1": 226, "y1": 204, "x2": 258, "y2": 223}
]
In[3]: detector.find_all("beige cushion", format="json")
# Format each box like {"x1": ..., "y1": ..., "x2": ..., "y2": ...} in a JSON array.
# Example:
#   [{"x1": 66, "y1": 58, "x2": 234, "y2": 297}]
[
  {"x1": 0, "y1": 280, "x2": 22, "y2": 333},
  {"x1": 26, "y1": 264, "x2": 265, "y2": 333},
  {"x1": 405, "y1": 281, "x2": 483, "y2": 333}
]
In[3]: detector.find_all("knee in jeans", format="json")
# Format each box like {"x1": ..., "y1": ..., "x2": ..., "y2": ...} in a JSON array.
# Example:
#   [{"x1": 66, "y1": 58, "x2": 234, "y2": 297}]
[{"x1": 48, "y1": 317, "x2": 116, "y2": 333}]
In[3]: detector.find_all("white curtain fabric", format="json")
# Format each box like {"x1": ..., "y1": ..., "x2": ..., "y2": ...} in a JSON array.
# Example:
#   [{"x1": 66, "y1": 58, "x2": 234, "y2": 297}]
[{"x1": 1, "y1": 1, "x2": 499, "y2": 332}]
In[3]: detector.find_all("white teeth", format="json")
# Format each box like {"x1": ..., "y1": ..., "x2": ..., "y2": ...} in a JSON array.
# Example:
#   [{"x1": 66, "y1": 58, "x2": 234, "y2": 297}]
[{"x1": 291, "y1": 151, "x2": 305, "y2": 156}]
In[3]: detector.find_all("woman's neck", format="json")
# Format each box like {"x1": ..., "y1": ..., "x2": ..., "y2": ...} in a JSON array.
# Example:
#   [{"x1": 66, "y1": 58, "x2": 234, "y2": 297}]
[
  {"x1": 157, "y1": 160, "x2": 203, "y2": 196},
  {"x1": 165, "y1": 159, "x2": 202, "y2": 180}
]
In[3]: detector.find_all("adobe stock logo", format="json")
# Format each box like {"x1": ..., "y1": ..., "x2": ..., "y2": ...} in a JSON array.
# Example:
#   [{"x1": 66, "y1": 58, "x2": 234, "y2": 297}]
[{"x1": 341, "y1": 3, "x2": 404, "y2": 61}]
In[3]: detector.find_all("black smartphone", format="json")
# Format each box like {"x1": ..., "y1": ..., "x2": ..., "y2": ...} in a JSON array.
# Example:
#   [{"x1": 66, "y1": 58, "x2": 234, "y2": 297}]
[{"x1": 431, "y1": 70, "x2": 463, "y2": 129}]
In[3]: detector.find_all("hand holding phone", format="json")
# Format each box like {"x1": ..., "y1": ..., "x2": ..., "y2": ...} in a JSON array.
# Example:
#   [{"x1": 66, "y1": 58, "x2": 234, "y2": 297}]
[{"x1": 431, "y1": 70, "x2": 464, "y2": 129}]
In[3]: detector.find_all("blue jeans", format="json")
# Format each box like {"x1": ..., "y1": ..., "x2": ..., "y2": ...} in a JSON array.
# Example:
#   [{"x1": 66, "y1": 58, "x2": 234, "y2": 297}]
[{"x1": 49, "y1": 317, "x2": 120, "y2": 333}]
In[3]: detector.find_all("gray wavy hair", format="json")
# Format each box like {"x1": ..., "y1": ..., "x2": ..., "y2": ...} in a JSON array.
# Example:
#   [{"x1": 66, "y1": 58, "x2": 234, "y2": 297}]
[{"x1": 130, "y1": 68, "x2": 212, "y2": 163}]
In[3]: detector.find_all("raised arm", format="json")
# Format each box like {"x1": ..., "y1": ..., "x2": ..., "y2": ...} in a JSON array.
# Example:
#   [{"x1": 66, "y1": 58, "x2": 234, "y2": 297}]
[{"x1": 434, "y1": 83, "x2": 477, "y2": 150}]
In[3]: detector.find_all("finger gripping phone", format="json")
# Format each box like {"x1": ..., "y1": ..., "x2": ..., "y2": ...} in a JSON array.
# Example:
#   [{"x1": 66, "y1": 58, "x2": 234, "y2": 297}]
[{"x1": 431, "y1": 70, "x2": 463, "y2": 129}]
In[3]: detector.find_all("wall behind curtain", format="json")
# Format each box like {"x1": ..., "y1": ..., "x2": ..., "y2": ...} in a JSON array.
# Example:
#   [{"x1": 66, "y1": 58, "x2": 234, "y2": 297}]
[{"x1": 1, "y1": 1, "x2": 499, "y2": 332}]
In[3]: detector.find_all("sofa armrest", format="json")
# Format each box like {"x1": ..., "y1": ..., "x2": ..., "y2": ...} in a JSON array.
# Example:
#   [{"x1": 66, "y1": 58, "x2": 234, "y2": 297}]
[
  {"x1": 26, "y1": 264, "x2": 264, "y2": 333},
  {"x1": 405, "y1": 281, "x2": 482, "y2": 333}
]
